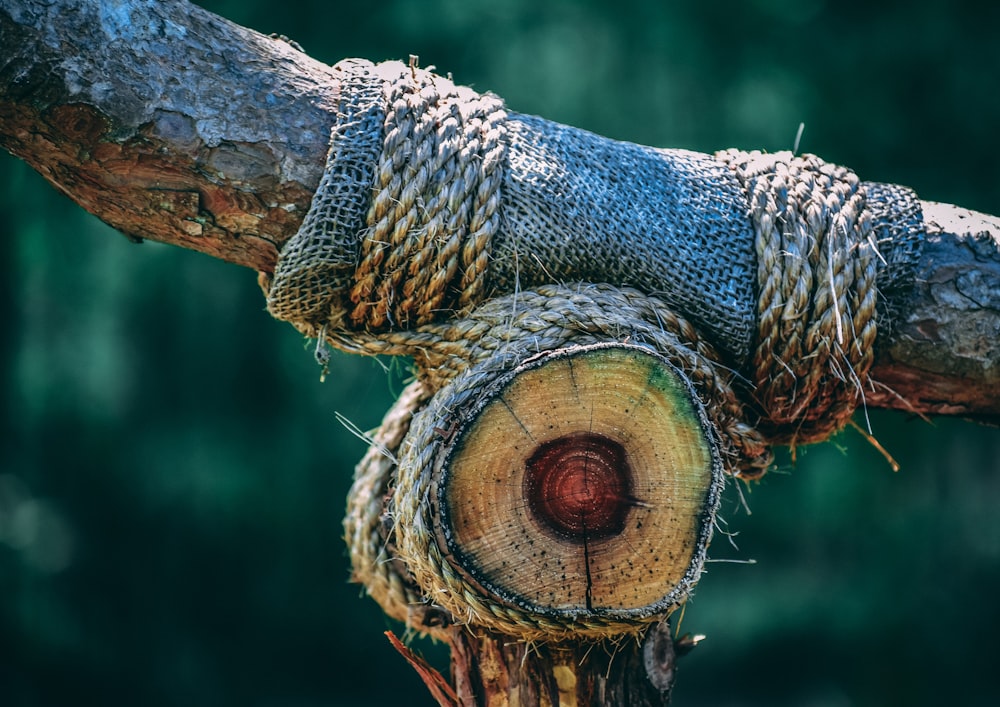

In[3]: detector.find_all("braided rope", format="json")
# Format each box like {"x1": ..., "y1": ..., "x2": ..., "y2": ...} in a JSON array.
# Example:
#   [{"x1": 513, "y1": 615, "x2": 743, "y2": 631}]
[
  {"x1": 342, "y1": 380, "x2": 449, "y2": 633},
  {"x1": 349, "y1": 64, "x2": 507, "y2": 330},
  {"x1": 717, "y1": 150, "x2": 878, "y2": 445}
]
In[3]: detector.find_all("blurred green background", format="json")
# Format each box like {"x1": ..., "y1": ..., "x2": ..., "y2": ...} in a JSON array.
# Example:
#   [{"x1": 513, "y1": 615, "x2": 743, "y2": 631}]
[{"x1": 2, "y1": 0, "x2": 998, "y2": 705}]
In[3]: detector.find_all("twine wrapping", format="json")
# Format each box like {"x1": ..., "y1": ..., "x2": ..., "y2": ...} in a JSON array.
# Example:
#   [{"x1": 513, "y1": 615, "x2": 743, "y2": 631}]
[
  {"x1": 349, "y1": 64, "x2": 507, "y2": 329},
  {"x1": 263, "y1": 60, "x2": 925, "y2": 639},
  {"x1": 267, "y1": 58, "x2": 507, "y2": 334},
  {"x1": 718, "y1": 149, "x2": 879, "y2": 445}
]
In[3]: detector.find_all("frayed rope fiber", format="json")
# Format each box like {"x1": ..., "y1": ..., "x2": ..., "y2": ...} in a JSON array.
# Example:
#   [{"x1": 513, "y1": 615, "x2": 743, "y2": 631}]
[
  {"x1": 266, "y1": 59, "x2": 924, "y2": 637},
  {"x1": 718, "y1": 149, "x2": 880, "y2": 445}
]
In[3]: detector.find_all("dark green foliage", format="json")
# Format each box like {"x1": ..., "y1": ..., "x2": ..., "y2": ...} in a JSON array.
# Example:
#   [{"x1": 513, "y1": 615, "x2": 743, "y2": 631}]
[{"x1": 1, "y1": 1, "x2": 997, "y2": 705}]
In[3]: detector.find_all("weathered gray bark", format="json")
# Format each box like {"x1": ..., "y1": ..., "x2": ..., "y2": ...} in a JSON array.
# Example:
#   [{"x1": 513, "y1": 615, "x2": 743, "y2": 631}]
[
  {"x1": 869, "y1": 203, "x2": 1000, "y2": 422},
  {"x1": 0, "y1": 0, "x2": 339, "y2": 272}
]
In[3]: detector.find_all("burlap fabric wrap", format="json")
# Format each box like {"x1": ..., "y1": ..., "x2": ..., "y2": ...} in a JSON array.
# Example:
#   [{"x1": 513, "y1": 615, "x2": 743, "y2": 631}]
[{"x1": 265, "y1": 59, "x2": 924, "y2": 638}]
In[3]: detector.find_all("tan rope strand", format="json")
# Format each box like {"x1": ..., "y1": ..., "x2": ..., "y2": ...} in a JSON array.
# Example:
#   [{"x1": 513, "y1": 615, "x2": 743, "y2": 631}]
[
  {"x1": 343, "y1": 380, "x2": 445, "y2": 632},
  {"x1": 717, "y1": 150, "x2": 878, "y2": 444},
  {"x1": 348, "y1": 65, "x2": 507, "y2": 330},
  {"x1": 371, "y1": 80, "x2": 444, "y2": 328},
  {"x1": 404, "y1": 100, "x2": 464, "y2": 322},
  {"x1": 350, "y1": 72, "x2": 416, "y2": 326},
  {"x1": 458, "y1": 101, "x2": 507, "y2": 310}
]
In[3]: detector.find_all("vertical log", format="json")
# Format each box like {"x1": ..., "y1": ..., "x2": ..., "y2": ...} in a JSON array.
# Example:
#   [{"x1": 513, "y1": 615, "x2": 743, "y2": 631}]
[
  {"x1": 449, "y1": 622, "x2": 677, "y2": 706},
  {"x1": 381, "y1": 343, "x2": 721, "y2": 704},
  {"x1": 394, "y1": 343, "x2": 723, "y2": 641}
]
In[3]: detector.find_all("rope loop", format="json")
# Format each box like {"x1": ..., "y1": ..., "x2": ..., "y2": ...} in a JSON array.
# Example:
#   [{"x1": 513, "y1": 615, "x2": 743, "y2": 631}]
[
  {"x1": 342, "y1": 284, "x2": 772, "y2": 639},
  {"x1": 349, "y1": 64, "x2": 507, "y2": 330}
]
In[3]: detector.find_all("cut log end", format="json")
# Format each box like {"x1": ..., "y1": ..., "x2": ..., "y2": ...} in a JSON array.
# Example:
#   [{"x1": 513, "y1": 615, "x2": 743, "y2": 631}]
[{"x1": 431, "y1": 343, "x2": 723, "y2": 636}]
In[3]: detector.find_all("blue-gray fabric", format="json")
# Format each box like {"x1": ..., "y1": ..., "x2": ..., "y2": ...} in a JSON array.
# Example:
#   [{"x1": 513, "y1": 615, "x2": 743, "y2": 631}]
[{"x1": 267, "y1": 59, "x2": 924, "y2": 370}]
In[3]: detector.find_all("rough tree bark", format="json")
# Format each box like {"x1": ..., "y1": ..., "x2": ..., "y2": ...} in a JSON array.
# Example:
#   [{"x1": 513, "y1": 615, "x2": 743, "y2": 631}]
[
  {"x1": 868, "y1": 202, "x2": 1000, "y2": 422},
  {"x1": 2, "y1": 1, "x2": 998, "y2": 705},
  {"x1": 0, "y1": 0, "x2": 340, "y2": 272}
]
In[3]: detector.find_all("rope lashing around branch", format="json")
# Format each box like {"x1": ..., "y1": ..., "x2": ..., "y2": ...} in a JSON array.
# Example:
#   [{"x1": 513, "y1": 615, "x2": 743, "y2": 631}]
[
  {"x1": 267, "y1": 59, "x2": 882, "y2": 451},
  {"x1": 344, "y1": 379, "x2": 436, "y2": 630},
  {"x1": 267, "y1": 60, "x2": 891, "y2": 637},
  {"x1": 350, "y1": 64, "x2": 507, "y2": 330},
  {"x1": 718, "y1": 150, "x2": 879, "y2": 445},
  {"x1": 337, "y1": 285, "x2": 774, "y2": 638},
  {"x1": 343, "y1": 285, "x2": 764, "y2": 639},
  {"x1": 266, "y1": 58, "x2": 506, "y2": 333}
]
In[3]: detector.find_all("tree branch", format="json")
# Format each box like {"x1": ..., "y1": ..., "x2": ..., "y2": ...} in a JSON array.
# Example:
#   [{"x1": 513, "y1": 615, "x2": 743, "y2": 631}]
[
  {"x1": 0, "y1": 0, "x2": 340, "y2": 272},
  {"x1": 1, "y1": 0, "x2": 996, "y2": 421},
  {"x1": 870, "y1": 203, "x2": 1000, "y2": 422}
]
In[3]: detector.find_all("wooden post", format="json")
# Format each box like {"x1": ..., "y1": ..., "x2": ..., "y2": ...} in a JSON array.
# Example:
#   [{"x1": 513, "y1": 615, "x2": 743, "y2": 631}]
[
  {"x1": 448, "y1": 622, "x2": 679, "y2": 706},
  {"x1": 382, "y1": 343, "x2": 721, "y2": 704}
]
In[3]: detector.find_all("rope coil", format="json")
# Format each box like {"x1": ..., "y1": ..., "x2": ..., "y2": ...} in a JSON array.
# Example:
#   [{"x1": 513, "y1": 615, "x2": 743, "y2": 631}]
[
  {"x1": 718, "y1": 150, "x2": 879, "y2": 444},
  {"x1": 267, "y1": 59, "x2": 507, "y2": 333},
  {"x1": 350, "y1": 65, "x2": 507, "y2": 330},
  {"x1": 344, "y1": 284, "x2": 769, "y2": 639}
]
